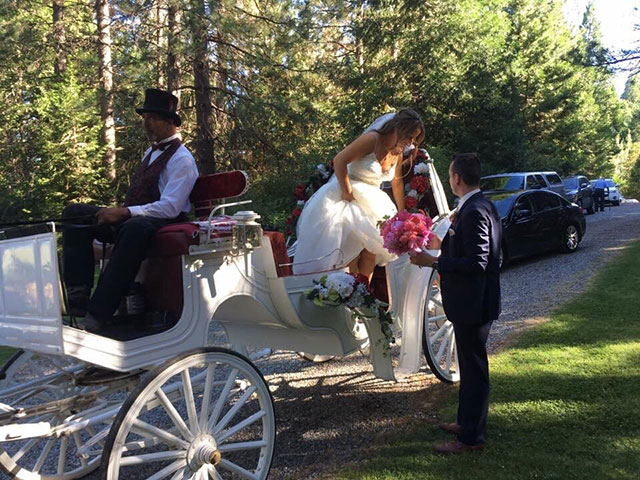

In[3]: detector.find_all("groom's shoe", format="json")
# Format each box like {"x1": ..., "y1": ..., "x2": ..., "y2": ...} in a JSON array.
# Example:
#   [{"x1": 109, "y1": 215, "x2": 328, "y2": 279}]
[
  {"x1": 433, "y1": 440, "x2": 485, "y2": 455},
  {"x1": 438, "y1": 422, "x2": 462, "y2": 435}
]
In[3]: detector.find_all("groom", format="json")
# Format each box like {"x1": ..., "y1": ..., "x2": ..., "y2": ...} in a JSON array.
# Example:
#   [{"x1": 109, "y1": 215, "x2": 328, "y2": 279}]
[{"x1": 410, "y1": 153, "x2": 501, "y2": 454}]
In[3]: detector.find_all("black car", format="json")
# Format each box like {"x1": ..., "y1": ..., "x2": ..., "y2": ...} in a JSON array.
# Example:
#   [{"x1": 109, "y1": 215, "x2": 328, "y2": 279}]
[
  {"x1": 485, "y1": 189, "x2": 586, "y2": 267},
  {"x1": 563, "y1": 175, "x2": 595, "y2": 214}
]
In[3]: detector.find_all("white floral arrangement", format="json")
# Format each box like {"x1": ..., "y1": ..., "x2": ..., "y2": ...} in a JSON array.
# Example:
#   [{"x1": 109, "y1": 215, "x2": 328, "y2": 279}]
[{"x1": 305, "y1": 272, "x2": 395, "y2": 351}]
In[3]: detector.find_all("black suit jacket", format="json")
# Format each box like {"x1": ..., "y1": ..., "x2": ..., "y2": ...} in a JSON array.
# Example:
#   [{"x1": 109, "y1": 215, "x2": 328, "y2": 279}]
[{"x1": 438, "y1": 191, "x2": 502, "y2": 325}]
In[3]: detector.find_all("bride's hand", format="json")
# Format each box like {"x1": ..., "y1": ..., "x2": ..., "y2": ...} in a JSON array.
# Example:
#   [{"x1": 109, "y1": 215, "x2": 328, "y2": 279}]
[
  {"x1": 341, "y1": 190, "x2": 355, "y2": 202},
  {"x1": 427, "y1": 235, "x2": 442, "y2": 250}
]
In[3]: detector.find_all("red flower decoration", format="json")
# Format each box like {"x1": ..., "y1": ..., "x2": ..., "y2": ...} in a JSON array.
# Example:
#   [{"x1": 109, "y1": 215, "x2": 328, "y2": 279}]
[
  {"x1": 292, "y1": 207, "x2": 302, "y2": 217},
  {"x1": 352, "y1": 273, "x2": 371, "y2": 288},
  {"x1": 405, "y1": 196, "x2": 418, "y2": 209},
  {"x1": 410, "y1": 175, "x2": 428, "y2": 194}
]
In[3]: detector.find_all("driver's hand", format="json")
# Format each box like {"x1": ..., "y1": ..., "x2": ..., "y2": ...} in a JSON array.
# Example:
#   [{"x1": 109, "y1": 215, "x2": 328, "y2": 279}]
[{"x1": 96, "y1": 207, "x2": 131, "y2": 225}]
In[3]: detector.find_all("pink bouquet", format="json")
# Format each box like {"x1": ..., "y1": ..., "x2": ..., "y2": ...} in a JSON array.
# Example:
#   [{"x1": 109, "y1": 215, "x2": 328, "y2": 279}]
[{"x1": 380, "y1": 210, "x2": 434, "y2": 256}]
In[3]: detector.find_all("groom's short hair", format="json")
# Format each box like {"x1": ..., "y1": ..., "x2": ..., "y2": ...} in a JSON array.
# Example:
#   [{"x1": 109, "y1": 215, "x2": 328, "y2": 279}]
[{"x1": 451, "y1": 153, "x2": 481, "y2": 187}]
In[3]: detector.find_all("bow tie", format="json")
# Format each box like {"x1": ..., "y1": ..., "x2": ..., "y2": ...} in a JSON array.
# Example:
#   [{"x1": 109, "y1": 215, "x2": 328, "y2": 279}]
[{"x1": 151, "y1": 141, "x2": 171, "y2": 152}]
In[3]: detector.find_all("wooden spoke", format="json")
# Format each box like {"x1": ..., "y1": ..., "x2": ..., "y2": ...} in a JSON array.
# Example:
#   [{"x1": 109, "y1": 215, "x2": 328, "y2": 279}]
[
  {"x1": 72, "y1": 431, "x2": 90, "y2": 468},
  {"x1": 199, "y1": 364, "x2": 216, "y2": 431},
  {"x1": 181, "y1": 368, "x2": 199, "y2": 434},
  {"x1": 206, "y1": 368, "x2": 238, "y2": 432},
  {"x1": 57, "y1": 436, "x2": 68, "y2": 475},
  {"x1": 10, "y1": 437, "x2": 38, "y2": 463},
  {"x1": 213, "y1": 386, "x2": 256, "y2": 435},
  {"x1": 218, "y1": 458, "x2": 259, "y2": 480},
  {"x1": 155, "y1": 387, "x2": 194, "y2": 441},
  {"x1": 144, "y1": 458, "x2": 188, "y2": 480},
  {"x1": 216, "y1": 410, "x2": 267, "y2": 444},
  {"x1": 218, "y1": 440, "x2": 268, "y2": 452},
  {"x1": 132, "y1": 419, "x2": 190, "y2": 450},
  {"x1": 33, "y1": 437, "x2": 56, "y2": 473},
  {"x1": 120, "y1": 450, "x2": 187, "y2": 467},
  {"x1": 430, "y1": 321, "x2": 449, "y2": 346}
]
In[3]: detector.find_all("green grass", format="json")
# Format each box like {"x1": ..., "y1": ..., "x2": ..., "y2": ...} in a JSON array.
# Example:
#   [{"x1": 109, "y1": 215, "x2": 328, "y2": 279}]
[{"x1": 338, "y1": 241, "x2": 640, "y2": 480}]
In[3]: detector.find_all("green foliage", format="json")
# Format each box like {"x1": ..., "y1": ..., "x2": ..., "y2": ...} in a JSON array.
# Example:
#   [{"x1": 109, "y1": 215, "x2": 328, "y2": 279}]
[{"x1": 0, "y1": 0, "x2": 634, "y2": 226}]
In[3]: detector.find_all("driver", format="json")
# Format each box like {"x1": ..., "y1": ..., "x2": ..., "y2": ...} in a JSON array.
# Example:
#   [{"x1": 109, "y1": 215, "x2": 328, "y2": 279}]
[{"x1": 62, "y1": 88, "x2": 199, "y2": 334}]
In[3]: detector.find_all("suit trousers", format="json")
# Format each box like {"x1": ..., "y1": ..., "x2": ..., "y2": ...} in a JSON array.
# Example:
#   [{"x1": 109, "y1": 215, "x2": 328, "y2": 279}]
[
  {"x1": 62, "y1": 203, "x2": 178, "y2": 317},
  {"x1": 453, "y1": 319, "x2": 493, "y2": 445}
]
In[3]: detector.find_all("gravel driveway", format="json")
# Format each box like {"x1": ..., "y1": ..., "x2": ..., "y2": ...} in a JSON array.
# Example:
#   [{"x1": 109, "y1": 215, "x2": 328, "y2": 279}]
[
  {"x1": 73, "y1": 201, "x2": 640, "y2": 479},
  {"x1": 258, "y1": 200, "x2": 640, "y2": 479}
]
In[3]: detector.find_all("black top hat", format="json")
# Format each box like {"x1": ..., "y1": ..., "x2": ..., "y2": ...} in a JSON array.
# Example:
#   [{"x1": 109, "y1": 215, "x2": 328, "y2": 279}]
[{"x1": 136, "y1": 88, "x2": 182, "y2": 126}]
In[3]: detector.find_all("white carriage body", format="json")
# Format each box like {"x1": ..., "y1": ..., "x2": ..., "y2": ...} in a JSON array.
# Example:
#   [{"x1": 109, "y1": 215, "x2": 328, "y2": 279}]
[{"x1": 0, "y1": 161, "x2": 450, "y2": 380}]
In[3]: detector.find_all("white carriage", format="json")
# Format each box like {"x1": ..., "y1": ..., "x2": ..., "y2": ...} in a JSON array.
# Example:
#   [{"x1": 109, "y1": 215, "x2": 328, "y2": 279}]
[{"x1": 0, "y1": 163, "x2": 456, "y2": 480}]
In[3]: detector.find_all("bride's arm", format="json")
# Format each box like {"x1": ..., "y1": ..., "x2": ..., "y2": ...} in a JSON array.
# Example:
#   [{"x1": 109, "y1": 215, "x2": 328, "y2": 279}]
[
  {"x1": 391, "y1": 159, "x2": 405, "y2": 211},
  {"x1": 333, "y1": 133, "x2": 377, "y2": 202}
]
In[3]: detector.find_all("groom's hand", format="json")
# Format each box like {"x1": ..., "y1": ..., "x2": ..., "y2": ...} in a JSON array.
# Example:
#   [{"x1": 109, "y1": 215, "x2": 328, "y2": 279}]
[{"x1": 409, "y1": 252, "x2": 436, "y2": 267}]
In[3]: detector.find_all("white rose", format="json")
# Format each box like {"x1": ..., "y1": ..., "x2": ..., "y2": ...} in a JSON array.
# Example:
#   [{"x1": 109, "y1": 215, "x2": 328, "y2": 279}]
[
  {"x1": 407, "y1": 189, "x2": 418, "y2": 198},
  {"x1": 414, "y1": 163, "x2": 429, "y2": 175}
]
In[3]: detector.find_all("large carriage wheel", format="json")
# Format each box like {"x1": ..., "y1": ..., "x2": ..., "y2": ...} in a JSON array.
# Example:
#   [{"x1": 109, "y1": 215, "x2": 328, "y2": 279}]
[
  {"x1": 422, "y1": 271, "x2": 460, "y2": 384},
  {"x1": 101, "y1": 347, "x2": 276, "y2": 480},
  {"x1": 0, "y1": 350, "x2": 105, "y2": 479}
]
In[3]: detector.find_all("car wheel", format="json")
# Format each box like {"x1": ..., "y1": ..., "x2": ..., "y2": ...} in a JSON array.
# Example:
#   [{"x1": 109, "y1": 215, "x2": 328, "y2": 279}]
[
  {"x1": 614, "y1": 200, "x2": 620, "y2": 206},
  {"x1": 562, "y1": 224, "x2": 580, "y2": 253},
  {"x1": 499, "y1": 244, "x2": 508, "y2": 270}
]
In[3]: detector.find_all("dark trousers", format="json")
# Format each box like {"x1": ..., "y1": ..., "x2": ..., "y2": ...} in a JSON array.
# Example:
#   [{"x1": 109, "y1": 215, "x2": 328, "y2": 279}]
[
  {"x1": 453, "y1": 319, "x2": 493, "y2": 445},
  {"x1": 593, "y1": 188, "x2": 605, "y2": 212},
  {"x1": 62, "y1": 203, "x2": 178, "y2": 317}
]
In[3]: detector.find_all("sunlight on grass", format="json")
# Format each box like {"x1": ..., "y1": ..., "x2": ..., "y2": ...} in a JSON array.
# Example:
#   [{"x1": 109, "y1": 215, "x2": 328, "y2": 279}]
[{"x1": 337, "y1": 241, "x2": 640, "y2": 480}]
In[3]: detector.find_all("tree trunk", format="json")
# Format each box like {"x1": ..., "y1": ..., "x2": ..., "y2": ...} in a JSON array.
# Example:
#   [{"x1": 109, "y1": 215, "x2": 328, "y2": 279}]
[
  {"x1": 167, "y1": 0, "x2": 182, "y2": 100},
  {"x1": 155, "y1": 0, "x2": 168, "y2": 89},
  {"x1": 95, "y1": 0, "x2": 116, "y2": 183},
  {"x1": 53, "y1": 0, "x2": 66, "y2": 76},
  {"x1": 189, "y1": 0, "x2": 215, "y2": 173}
]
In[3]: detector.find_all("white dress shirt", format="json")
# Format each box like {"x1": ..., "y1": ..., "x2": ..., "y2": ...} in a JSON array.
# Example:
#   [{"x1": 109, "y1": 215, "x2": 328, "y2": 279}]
[
  {"x1": 127, "y1": 133, "x2": 200, "y2": 218},
  {"x1": 455, "y1": 188, "x2": 481, "y2": 213}
]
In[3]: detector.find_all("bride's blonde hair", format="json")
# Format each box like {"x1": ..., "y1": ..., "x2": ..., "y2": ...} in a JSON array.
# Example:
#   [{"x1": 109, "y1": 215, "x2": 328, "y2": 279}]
[{"x1": 374, "y1": 108, "x2": 425, "y2": 146}]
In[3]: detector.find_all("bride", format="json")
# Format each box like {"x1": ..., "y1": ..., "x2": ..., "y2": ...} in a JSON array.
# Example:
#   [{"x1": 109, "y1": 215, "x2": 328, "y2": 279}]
[{"x1": 293, "y1": 109, "x2": 425, "y2": 278}]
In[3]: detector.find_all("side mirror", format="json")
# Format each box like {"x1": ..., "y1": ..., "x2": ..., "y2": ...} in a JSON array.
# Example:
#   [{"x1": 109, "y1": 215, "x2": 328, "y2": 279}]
[{"x1": 514, "y1": 208, "x2": 531, "y2": 219}]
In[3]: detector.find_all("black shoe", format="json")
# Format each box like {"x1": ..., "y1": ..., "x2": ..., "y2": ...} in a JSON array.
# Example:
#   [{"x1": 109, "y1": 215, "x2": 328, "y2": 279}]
[
  {"x1": 66, "y1": 285, "x2": 90, "y2": 317},
  {"x1": 78, "y1": 313, "x2": 110, "y2": 334}
]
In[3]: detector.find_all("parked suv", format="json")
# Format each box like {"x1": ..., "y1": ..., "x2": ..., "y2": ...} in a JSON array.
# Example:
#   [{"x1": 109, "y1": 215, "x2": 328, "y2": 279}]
[
  {"x1": 563, "y1": 175, "x2": 595, "y2": 214},
  {"x1": 480, "y1": 171, "x2": 566, "y2": 197}
]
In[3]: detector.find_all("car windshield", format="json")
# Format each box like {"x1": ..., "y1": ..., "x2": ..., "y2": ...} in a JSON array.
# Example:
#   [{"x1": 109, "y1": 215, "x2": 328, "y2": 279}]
[
  {"x1": 480, "y1": 175, "x2": 525, "y2": 191},
  {"x1": 606, "y1": 179, "x2": 615, "y2": 187},
  {"x1": 485, "y1": 191, "x2": 517, "y2": 218},
  {"x1": 563, "y1": 178, "x2": 578, "y2": 189}
]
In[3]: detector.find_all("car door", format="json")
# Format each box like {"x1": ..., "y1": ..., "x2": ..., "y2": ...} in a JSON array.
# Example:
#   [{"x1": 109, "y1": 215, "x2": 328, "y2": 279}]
[
  {"x1": 530, "y1": 191, "x2": 563, "y2": 251},
  {"x1": 507, "y1": 193, "x2": 539, "y2": 258},
  {"x1": 544, "y1": 173, "x2": 565, "y2": 197}
]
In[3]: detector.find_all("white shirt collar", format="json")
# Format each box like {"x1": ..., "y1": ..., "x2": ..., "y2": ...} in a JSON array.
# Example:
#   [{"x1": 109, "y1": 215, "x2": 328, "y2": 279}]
[
  {"x1": 155, "y1": 132, "x2": 181, "y2": 145},
  {"x1": 456, "y1": 188, "x2": 481, "y2": 212}
]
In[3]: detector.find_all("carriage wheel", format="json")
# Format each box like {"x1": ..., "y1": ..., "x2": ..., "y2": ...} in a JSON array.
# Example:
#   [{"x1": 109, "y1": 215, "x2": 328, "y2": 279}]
[
  {"x1": 0, "y1": 350, "x2": 105, "y2": 479},
  {"x1": 101, "y1": 347, "x2": 276, "y2": 480},
  {"x1": 421, "y1": 271, "x2": 460, "y2": 384}
]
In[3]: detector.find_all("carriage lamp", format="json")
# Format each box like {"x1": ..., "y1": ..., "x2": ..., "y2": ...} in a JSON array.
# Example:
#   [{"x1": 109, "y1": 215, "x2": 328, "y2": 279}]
[{"x1": 231, "y1": 210, "x2": 263, "y2": 250}]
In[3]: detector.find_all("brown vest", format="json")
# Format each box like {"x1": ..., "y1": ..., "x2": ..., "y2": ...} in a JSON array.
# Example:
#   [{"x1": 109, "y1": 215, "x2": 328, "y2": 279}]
[{"x1": 123, "y1": 139, "x2": 182, "y2": 208}]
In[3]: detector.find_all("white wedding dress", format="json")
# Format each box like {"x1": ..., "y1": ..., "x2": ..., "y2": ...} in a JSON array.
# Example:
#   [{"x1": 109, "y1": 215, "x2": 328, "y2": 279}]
[{"x1": 293, "y1": 152, "x2": 398, "y2": 274}]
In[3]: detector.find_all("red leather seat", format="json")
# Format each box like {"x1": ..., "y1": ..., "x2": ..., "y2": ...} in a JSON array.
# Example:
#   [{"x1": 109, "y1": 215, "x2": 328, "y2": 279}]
[{"x1": 264, "y1": 231, "x2": 292, "y2": 277}]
